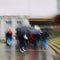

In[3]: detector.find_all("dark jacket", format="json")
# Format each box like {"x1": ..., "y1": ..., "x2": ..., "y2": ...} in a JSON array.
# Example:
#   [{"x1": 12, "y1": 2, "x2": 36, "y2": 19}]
[{"x1": 6, "y1": 32, "x2": 12, "y2": 40}]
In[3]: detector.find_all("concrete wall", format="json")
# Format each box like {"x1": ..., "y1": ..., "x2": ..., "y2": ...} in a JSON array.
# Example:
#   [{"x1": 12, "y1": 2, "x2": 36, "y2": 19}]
[{"x1": 0, "y1": 0, "x2": 57, "y2": 17}]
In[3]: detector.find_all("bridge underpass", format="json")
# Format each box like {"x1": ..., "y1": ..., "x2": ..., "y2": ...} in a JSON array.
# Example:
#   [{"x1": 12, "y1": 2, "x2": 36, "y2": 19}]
[{"x1": 0, "y1": 16, "x2": 60, "y2": 60}]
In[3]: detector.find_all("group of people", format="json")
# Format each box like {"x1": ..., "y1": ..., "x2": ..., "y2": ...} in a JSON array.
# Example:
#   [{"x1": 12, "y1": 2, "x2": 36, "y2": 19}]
[
  {"x1": 15, "y1": 27, "x2": 49, "y2": 53},
  {"x1": 5, "y1": 28, "x2": 49, "y2": 53}
]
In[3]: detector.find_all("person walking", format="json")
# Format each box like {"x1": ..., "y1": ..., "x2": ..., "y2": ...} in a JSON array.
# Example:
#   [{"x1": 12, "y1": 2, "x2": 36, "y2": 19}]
[
  {"x1": 16, "y1": 30, "x2": 26, "y2": 53},
  {"x1": 41, "y1": 29, "x2": 49, "y2": 49},
  {"x1": 5, "y1": 28, "x2": 12, "y2": 46}
]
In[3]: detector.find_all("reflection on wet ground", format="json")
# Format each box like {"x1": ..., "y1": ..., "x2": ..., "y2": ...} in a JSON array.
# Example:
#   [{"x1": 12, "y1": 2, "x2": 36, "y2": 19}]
[{"x1": 0, "y1": 43, "x2": 54, "y2": 60}]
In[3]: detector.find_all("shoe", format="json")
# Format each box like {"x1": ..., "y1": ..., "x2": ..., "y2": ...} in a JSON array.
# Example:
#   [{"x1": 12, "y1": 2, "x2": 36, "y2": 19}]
[
  {"x1": 22, "y1": 47, "x2": 27, "y2": 51},
  {"x1": 24, "y1": 49, "x2": 27, "y2": 51},
  {"x1": 19, "y1": 49, "x2": 24, "y2": 53}
]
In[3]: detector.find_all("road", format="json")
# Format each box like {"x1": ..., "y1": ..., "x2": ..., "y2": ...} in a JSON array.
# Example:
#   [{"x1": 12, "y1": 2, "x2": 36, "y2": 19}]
[{"x1": 0, "y1": 40, "x2": 54, "y2": 60}]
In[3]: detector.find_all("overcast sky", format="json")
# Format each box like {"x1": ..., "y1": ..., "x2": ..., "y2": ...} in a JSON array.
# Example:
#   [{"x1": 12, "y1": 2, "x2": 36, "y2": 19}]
[{"x1": 0, "y1": 0, "x2": 57, "y2": 17}]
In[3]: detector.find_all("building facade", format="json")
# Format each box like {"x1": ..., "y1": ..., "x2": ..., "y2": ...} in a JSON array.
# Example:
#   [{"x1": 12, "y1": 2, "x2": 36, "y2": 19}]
[{"x1": 0, "y1": 16, "x2": 30, "y2": 39}]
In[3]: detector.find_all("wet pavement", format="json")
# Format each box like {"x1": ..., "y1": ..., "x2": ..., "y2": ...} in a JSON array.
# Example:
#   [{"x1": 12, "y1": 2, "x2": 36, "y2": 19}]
[{"x1": 0, "y1": 41, "x2": 54, "y2": 60}]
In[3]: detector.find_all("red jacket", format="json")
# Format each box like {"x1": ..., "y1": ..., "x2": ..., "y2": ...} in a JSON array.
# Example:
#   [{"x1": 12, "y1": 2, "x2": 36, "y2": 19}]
[{"x1": 29, "y1": 33, "x2": 33, "y2": 42}]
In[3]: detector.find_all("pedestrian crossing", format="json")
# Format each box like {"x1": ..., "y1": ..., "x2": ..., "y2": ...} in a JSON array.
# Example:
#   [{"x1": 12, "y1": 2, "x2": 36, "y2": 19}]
[
  {"x1": 47, "y1": 37, "x2": 60, "y2": 60},
  {"x1": 48, "y1": 37, "x2": 60, "y2": 55}
]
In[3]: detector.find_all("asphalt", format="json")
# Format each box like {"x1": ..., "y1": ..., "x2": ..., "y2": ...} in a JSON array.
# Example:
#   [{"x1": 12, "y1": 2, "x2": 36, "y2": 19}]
[{"x1": 0, "y1": 40, "x2": 54, "y2": 60}]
